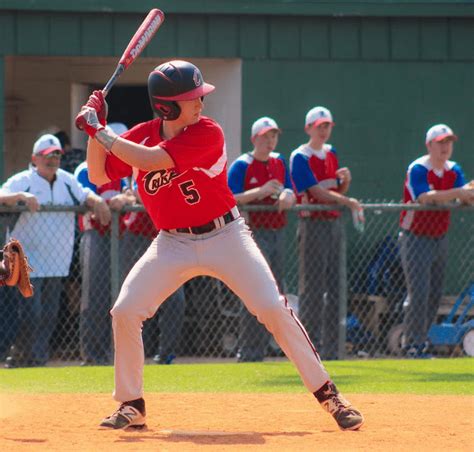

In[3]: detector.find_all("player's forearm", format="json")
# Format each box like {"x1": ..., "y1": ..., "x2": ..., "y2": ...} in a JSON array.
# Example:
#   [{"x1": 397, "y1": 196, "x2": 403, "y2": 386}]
[
  {"x1": 308, "y1": 185, "x2": 352, "y2": 207},
  {"x1": 87, "y1": 138, "x2": 111, "y2": 186},
  {"x1": 418, "y1": 188, "x2": 465, "y2": 205},
  {"x1": 108, "y1": 137, "x2": 175, "y2": 172},
  {"x1": 233, "y1": 188, "x2": 263, "y2": 205},
  {"x1": 85, "y1": 192, "x2": 105, "y2": 209},
  {"x1": 0, "y1": 193, "x2": 25, "y2": 206}
]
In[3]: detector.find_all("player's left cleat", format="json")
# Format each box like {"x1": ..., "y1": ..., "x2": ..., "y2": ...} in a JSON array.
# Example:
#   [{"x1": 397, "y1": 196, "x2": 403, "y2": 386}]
[
  {"x1": 100, "y1": 398, "x2": 146, "y2": 430},
  {"x1": 314, "y1": 381, "x2": 364, "y2": 431}
]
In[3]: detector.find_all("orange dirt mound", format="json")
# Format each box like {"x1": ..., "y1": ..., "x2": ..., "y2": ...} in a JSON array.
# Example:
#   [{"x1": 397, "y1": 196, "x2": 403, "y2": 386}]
[{"x1": 1, "y1": 393, "x2": 472, "y2": 451}]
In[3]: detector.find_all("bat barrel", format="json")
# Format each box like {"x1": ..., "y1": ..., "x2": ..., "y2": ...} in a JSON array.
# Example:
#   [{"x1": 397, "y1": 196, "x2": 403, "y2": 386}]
[{"x1": 119, "y1": 9, "x2": 164, "y2": 68}]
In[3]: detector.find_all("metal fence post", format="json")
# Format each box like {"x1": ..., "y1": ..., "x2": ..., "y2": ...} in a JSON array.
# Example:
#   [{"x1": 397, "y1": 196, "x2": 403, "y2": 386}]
[
  {"x1": 338, "y1": 216, "x2": 348, "y2": 359},
  {"x1": 110, "y1": 210, "x2": 120, "y2": 307}
]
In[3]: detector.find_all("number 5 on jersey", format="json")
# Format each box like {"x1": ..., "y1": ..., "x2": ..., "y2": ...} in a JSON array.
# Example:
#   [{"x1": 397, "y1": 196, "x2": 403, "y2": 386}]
[{"x1": 179, "y1": 180, "x2": 200, "y2": 204}]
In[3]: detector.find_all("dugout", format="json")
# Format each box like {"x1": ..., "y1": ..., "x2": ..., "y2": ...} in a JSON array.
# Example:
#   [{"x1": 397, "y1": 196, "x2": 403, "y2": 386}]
[{"x1": 0, "y1": 1, "x2": 473, "y2": 199}]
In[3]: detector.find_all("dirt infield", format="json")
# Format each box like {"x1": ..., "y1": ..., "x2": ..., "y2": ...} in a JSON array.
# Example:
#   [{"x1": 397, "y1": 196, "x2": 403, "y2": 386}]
[{"x1": 1, "y1": 393, "x2": 472, "y2": 451}]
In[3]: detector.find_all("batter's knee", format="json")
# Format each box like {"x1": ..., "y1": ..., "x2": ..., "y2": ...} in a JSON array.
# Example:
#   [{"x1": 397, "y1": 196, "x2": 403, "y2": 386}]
[
  {"x1": 254, "y1": 295, "x2": 289, "y2": 324},
  {"x1": 110, "y1": 304, "x2": 131, "y2": 326},
  {"x1": 110, "y1": 293, "x2": 156, "y2": 326},
  {"x1": 110, "y1": 295, "x2": 139, "y2": 321}
]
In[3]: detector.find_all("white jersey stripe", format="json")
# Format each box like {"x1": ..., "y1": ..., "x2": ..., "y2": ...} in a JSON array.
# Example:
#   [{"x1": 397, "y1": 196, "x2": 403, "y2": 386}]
[{"x1": 193, "y1": 147, "x2": 227, "y2": 178}]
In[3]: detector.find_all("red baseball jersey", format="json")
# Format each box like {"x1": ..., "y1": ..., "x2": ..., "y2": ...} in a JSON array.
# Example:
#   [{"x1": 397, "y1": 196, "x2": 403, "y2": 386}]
[
  {"x1": 104, "y1": 116, "x2": 236, "y2": 230},
  {"x1": 228, "y1": 152, "x2": 292, "y2": 229},
  {"x1": 400, "y1": 155, "x2": 465, "y2": 237},
  {"x1": 290, "y1": 143, "x2": 341, "y2": 219}
]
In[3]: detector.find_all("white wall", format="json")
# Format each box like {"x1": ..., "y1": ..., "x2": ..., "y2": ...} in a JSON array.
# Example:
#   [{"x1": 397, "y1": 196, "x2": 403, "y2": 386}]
[{"x1": 5, "y1": 56, "x2": 241, "y2": 176}]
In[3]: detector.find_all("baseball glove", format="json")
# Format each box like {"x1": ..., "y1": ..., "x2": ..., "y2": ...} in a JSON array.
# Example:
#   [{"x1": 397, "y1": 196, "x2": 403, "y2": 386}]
[{"x1": 0, "y1": 239, "x2": 34, "y2": 298}]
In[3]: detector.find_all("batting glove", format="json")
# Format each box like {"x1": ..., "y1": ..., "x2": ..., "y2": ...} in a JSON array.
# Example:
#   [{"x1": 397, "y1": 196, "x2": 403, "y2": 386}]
[
  {"x1": 75, "y1": 106, "x2": 106, "y2": 138},
  {"x1": 85, "y1": 90, "x2": 108, "y2": 126}
]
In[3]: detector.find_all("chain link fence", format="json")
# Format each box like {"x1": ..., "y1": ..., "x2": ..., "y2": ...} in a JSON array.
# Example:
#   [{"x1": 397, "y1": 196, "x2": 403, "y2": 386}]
[{"x1": 0, "y1": 203, "x2": 472, "y2": 367}]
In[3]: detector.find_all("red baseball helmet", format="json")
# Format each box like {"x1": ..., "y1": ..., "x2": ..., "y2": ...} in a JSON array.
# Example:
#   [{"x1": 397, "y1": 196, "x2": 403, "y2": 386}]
[{"x1": 148, "y1": 60, "x2": 215, "y2": 120}]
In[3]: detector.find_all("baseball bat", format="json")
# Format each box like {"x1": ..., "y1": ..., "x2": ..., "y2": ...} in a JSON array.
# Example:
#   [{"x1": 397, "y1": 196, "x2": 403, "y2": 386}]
[{"x1": 102, "y1": 8, "x2": 165, "y2": 97}]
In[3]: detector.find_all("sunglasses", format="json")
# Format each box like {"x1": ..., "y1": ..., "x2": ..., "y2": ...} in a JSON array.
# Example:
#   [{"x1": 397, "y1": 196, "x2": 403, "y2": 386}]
[{"x1": 42, "y1": 151, "x2": 63, "y2": 158}]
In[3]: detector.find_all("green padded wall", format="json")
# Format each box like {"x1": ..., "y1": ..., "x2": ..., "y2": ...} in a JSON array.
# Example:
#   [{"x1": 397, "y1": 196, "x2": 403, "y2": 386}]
[
  {"x1": 0, "y1": 9, "x2": 473, "y2": 188},
  {"x1": 0, "y1": 56, "x2": 3, "y2": 180},
  {"x1": 243, "y1": 60, "x2": 474, "y2": 200}
]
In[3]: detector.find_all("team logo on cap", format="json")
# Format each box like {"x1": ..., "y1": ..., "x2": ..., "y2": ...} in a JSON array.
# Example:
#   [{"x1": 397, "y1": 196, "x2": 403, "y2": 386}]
[
  {"x1": 143, "y1": 169, "x2": 179, "y2": 195},
  {"x1": 193, "y1": 69, "x2": 202, "y2": 87}
]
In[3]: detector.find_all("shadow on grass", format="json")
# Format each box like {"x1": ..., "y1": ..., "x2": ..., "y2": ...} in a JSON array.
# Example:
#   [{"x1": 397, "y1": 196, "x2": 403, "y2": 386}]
[
  {"x1": 330, "y1": 362, "x2": 474, "y2": 383},
  {"x1": 257, "y1": 363, "x2": 474, "y2": 390},
  {"x1": 257, "y1": 375, "x2": 302, "y2": 387}
]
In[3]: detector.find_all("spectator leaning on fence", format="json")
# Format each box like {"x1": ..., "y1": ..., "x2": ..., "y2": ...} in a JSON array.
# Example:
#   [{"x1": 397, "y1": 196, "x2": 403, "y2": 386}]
[
  {"x1": 399, "y1": 123, "x2": 474, "y2": 358},
  {"x1": 74, "y1": 122, "x2": 133, "y2": 366},
  {"x1": 0, "y1": 133, "x2": 110, "y2": 368},
  {"x1": 290, "y1": 106, "x2": 362, "y2": 360},
  {"x1": 228, "y1": 117, "x2": 295, "y2": 362}
]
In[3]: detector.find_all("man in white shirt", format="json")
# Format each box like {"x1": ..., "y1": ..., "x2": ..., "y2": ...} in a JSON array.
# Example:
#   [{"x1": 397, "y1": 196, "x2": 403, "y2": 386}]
[{"x1": 0, "y1": 133, "x2": 109, "y2": 367}]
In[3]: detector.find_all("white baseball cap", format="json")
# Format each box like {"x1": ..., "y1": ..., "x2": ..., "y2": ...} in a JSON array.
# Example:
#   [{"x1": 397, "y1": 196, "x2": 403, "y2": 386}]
[
  {"x1": 107, "y1": 122, "x2": 128, "y2": 135},
  {"x1": 251, "y1": 117, "x2": 281, "y2": 139},
  {"x1": 425, "y1": 124, "x2": 458, "y2": 144},
  {"x1": 305, "y1": 106, "x2": 335, "y2": 128},
  {"x1": 32, "y1": 134, "x2": 63, "y2": 156}
]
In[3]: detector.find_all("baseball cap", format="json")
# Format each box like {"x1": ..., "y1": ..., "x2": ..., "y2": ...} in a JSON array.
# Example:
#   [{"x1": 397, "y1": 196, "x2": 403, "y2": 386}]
[
  {"x1": 32, "y1": 134, "x2": 64, "y2": 156},
  {"x1": 251, "y1": 117, "x2": 281, "y2": 138},
  {"x1": 425, "y1": 124, "x2": 458, "y2": 144},
  {"x1": 305, "y1": 106, "x2": 335, "y2": 128},
  {"x1": 107, "y1": 122, "x2": 128, "y2": 135}
]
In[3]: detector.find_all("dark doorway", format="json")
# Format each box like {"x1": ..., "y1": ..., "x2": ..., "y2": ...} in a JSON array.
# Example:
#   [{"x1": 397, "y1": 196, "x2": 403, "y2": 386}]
[{"x1": 93, "y1": 85, "x2": 153, "y2": 130}]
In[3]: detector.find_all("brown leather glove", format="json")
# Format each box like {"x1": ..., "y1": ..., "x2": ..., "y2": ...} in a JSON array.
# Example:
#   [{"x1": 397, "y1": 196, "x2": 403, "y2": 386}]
[{"x1": 0, "y1": 239, "x2": 34, "y2": 297}]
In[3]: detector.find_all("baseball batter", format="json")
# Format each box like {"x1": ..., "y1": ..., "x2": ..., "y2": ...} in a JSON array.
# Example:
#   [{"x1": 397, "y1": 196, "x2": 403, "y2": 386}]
[{"x1": 75, "y1": 60, "x2": 363, "y2": 431}]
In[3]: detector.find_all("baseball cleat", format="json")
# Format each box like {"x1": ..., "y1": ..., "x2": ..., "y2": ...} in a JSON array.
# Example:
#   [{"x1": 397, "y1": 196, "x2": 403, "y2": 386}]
[
  {"x1": 100, "y1": 400, "x2": 146, "y2": 430},
  {"x1": 315, "y1": 382, "x2": 364, "y2": 431}
]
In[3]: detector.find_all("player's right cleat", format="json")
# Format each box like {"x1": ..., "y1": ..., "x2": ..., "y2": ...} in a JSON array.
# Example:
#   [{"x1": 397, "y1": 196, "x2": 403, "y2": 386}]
[
  {"x1": 100, "y1": 398, "x2": 146, "y2": 430},
  {"x1": 314, "y1": 381, "x2": 364, "y2": 431}
]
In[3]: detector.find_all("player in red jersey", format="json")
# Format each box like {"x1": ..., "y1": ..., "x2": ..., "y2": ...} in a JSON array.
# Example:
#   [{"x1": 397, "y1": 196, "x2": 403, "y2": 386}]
[
  {"x1": 290, "y1": 106, "x2": 362, "y2": 360},
  {"x1": 75, "y1": 60, "x2": 363, "y2": 431},
  {"x1": 399, "y1": 123, "x2": 474, "y2": 357},
  {"x1": 228, "y1": 117, "x2": 295, "y2": 362}
]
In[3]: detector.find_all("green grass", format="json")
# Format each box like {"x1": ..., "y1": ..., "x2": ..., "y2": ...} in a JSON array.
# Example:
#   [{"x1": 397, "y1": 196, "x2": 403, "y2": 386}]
[{"x1": 0, "y1": 358, "x2": 472, "y2": 395}]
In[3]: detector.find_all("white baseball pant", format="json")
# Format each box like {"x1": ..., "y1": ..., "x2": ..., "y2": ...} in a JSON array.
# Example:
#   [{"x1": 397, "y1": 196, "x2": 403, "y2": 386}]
[{"x1": 111, "y1": 216, "x2": 330, "y2": 402}]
